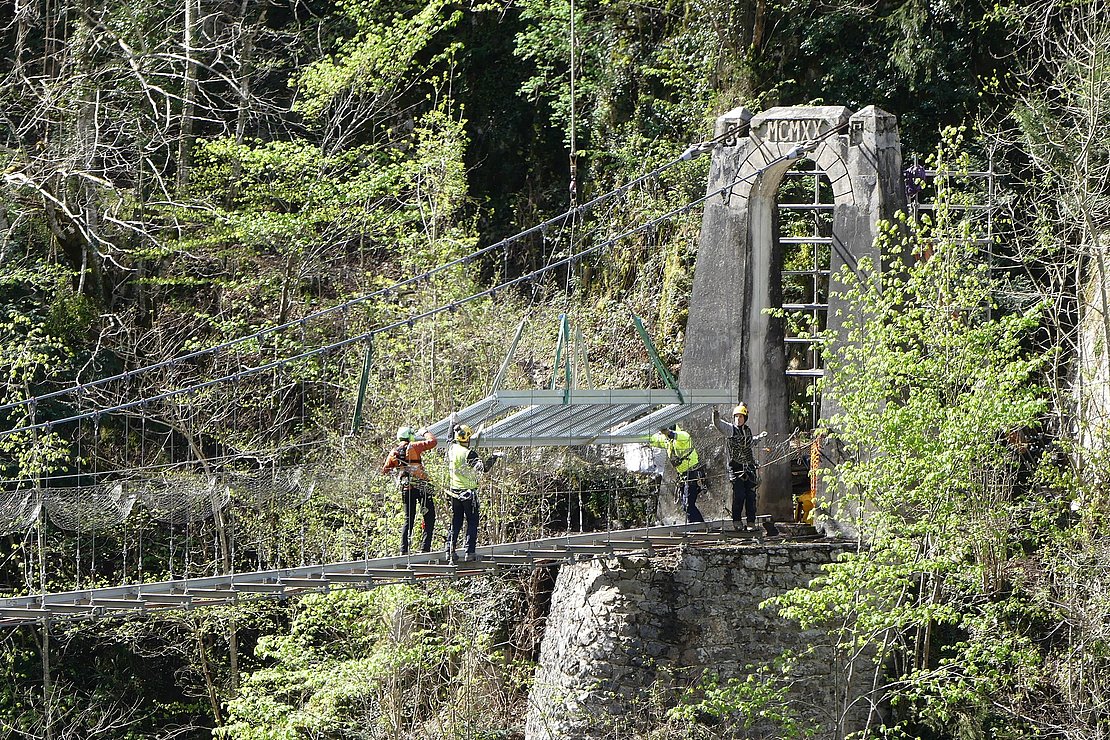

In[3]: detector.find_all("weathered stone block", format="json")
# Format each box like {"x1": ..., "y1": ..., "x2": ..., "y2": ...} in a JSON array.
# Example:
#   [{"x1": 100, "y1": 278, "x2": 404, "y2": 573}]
[{"x1": 525, "y1": 540, "x2": 869, "y2": 740}]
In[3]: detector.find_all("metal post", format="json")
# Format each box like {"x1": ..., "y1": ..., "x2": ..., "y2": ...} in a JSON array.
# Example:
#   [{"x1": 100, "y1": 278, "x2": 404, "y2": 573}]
[
  {"x1": 630, "y1": 312, "x2": 683, "y2": 402},
  {"x1": 351, "y1": 340, "x2": 373, "y2": 434}
]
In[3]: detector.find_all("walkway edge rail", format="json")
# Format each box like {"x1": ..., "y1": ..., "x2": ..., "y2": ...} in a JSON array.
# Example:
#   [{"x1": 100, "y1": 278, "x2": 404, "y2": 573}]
[{"x1": 0, "y1": 519, "x2": 760, "y2": 627}]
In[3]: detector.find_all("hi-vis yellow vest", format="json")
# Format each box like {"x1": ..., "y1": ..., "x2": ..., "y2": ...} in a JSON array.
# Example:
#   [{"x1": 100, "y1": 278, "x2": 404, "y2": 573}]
[
  {"x1": 648, "y1": 428, "x2": 700, "y2": 474},
  {"x1": 448, "y1": 443, "x2": 480, "y2": 490}
]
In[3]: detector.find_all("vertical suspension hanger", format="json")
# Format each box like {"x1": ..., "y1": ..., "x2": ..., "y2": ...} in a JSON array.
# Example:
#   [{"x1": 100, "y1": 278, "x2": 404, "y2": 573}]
[
  {"x1": 122, "y1": 404, "x2": 131, "y2": 584},
  {"x1": 74, "y1": 410, "x2": 84, "y2": 590},
  {"x1": 183, "y1": 402, "x2": 194, "y2": 579},
  {"x1": 138, "y1": 406, "x2": 146, "y2": 585},
  {"x1": 567, "y1": 0, "x2": 586, "y2": 536},
  {"x1": 568, "y1": 0, "x2": 577, "y2": 211},
  {"x1": 34, "y1": 418, "x2": 46, "y2": 600},
  {"x1": 166, "y1": 407, "x2": 176, "y2": 580},
  {"x1": 89, "y1": 413, "x2": 98, "y2": 582}
]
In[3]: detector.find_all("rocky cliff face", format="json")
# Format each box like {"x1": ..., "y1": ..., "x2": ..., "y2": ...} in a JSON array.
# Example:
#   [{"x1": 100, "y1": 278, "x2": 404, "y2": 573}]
[{"x1": 525, "y1": 542, "x2": 878, "y2": 739}]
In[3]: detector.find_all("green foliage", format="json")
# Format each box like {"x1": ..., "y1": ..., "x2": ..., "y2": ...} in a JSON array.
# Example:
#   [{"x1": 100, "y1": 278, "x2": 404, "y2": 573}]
[
  {"x1": 665, "y1": 662, "x2": 820, "y2": 739},
  {"x1": 0, "y1": 261, "x2": 92, "y2": 479},
  {"x1": 0, "y1": 0, "x2": 1099, "y2": 736},
  {"x1": 293, "y1": 0, "x2": 464, "y2": 122},
  {"x1": 218, "y1": 584, "x2": 531, "y2": 739},
  {"x1": 768, "y1": 133, "x2": 1053, "y2": 737}
]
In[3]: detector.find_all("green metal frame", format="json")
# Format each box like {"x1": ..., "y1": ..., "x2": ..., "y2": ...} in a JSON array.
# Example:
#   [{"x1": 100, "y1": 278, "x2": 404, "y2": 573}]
[
  {"x1": 550, "y1": 313, "x2": 573, "y2": 402},
  {"x1": 631, "y1": 312, "x2": 684, "y2": 403},
  {"x1": 351, "y1": 339, "x2": 373, "y2": 434}
]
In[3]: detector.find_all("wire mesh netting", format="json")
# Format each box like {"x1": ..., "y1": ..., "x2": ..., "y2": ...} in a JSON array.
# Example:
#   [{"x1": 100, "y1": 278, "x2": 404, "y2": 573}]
[
  {"x1": 133, "y1": 473, "x2": 230, "y2": 526},
  {"x1": 227, "y1": 468, "x2": 314, "y2": 510},
  {"x1": 44, "y1": 483, "x2": 137, "y2": 532},
  {"x1": 0, "y1": 467, "x2": 327, "y2": 535},
  {"x1": 0, "y1": 491, "x2": 42, "y2": 536}
]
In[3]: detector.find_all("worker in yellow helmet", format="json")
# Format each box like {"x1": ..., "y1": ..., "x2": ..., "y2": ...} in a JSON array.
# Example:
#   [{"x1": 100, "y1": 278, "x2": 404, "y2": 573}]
[
  {"x1": 713, "y1": 402, "x2": 767, "y2": 528},
  {"x1": 446, "y1": 423, "x2": 501, "y2": 563},
  {"x1": 646, "y1": 424, "x2": 705, "y2": 523}
]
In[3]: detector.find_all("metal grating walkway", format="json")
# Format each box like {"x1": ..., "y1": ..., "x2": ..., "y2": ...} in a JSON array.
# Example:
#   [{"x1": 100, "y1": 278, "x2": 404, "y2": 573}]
[
  {"x1": 426, "y1": 389, "x2": 737, "y2": 447},
  {"x1": 0, "y1": 519, "x2": 763, "y2": 627}
]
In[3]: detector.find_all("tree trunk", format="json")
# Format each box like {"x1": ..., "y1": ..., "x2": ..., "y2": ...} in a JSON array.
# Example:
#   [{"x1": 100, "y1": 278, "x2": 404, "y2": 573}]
[
  {"x1": 229, "y1": 1, "x2": 266, "y2": 203},
  {"x1": 752, "y1": 0, "x2": 767, "y2": 52},
  {"x1": 177, "y1": 0, "x2": 199, "y2": 191}
]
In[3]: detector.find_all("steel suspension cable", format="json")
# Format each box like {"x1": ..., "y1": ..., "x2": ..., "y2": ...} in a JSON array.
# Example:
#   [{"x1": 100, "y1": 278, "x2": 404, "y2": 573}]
[
  {"x1": 0, "y1": 127, "x2": 748, "y2": 420},
  {"x1": 5, "y1": 124, "x2": 834, "y2": 441}
]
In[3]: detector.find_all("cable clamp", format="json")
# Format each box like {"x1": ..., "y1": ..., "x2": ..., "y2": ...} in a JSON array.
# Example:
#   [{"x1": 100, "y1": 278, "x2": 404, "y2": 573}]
[
  {"x1": 679, "y1": 141, "x2": 716, "y2": 161},
  {"x1": 785, "y1": 141, "x2": 820, "y2": 160}
]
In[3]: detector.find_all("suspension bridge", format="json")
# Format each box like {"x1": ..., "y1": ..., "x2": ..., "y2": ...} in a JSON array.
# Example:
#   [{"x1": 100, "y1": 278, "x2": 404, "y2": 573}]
[
  {"x1": 0, "y1": 105, "x2": 950, "y2": 629},
  {"x1": 0, "y1": 518, "x2": 807, "y2": 626}
]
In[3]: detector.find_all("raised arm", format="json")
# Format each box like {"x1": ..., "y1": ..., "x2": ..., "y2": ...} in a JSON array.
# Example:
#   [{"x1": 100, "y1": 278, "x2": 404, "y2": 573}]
[
  {"x1": 712, "y1": 408, "x2": 734, "y2": 436},
  {"x1": 409, "y1": 429, "x2": 438, "y2": 453},
  {"x1": 381, "y1": 448, "x2": 400, "y2": 475}
]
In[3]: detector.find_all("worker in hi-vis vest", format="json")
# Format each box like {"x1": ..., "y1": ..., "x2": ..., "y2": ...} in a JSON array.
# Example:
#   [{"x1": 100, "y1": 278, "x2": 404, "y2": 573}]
[
  {"x1": 646, "y1": 424, "x2": 705, "y2": 523},
  {"x1": 445, "y1": 423, "x2": 501, "y2": 563},
  {"x1": 381, "y1": 425, "x2": 438, "y2": 554}
]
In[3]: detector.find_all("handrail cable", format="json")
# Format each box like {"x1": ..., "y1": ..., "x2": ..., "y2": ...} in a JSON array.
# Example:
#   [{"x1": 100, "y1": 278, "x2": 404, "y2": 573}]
[
  {"x1": 2, "y1": 125, "x2": 839, "y2": 441},
  {"x1": 0, "y1": 123, "x2": 749, "y2": 418}
]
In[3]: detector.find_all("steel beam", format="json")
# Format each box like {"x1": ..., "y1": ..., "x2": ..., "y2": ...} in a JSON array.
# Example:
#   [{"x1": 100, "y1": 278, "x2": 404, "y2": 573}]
[{"x1": 0, "y1": 519, "x2": 764, "y2": 626}]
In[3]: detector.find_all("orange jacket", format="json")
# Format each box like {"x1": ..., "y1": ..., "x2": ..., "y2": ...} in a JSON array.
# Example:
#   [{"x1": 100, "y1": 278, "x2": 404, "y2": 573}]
[{"x1": 381, "y1": 432, "x2": 438, "y2": 481}]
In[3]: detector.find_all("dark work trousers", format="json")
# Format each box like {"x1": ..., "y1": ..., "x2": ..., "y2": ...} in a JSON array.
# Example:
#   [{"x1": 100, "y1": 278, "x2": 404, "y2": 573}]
[
  {"x1": 678, "y1": 467, "x2": 705, "y2": 524},
  {"x1": 447, "y1": 489, "x2": 479, "y2": 557},
  {"x1": 730, "y1": 466, "x2": 758, "y2": 524},
  {"x1": 400, "y1": 481, "x2": 435, "y2": 554}
]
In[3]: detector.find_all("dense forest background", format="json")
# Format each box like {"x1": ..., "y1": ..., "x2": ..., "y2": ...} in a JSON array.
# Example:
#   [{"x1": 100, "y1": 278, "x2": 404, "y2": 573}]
[{"x1": 1, "y1": 0, "x2": 1109, "y2": 737}]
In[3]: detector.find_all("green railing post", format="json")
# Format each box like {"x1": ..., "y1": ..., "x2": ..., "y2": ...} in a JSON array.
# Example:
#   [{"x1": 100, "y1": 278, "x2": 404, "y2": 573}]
[{"x1": 351, "y1": 339, "x2": 373, "y2": 434}]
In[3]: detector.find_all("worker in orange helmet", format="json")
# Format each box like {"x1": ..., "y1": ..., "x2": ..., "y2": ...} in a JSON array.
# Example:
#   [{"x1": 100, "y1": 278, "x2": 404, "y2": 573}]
[
  {"x1": 381, "y1": 425, "x2": 438, "y2": 554},
  {"x1": 713, "y1": 402, "x2": 767, "y2": 528}
]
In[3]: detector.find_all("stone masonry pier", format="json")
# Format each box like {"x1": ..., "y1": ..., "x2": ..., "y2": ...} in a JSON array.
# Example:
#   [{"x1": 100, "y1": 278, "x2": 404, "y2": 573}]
[{"x1": 525, "y1": 541, "x2": 880, "y2": 739}]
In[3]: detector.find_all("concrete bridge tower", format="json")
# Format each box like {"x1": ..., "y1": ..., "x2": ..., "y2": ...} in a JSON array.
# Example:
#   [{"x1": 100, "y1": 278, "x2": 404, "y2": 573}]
[{"x1": 680, "y1": 105, "x2": 905, "y2": 520}]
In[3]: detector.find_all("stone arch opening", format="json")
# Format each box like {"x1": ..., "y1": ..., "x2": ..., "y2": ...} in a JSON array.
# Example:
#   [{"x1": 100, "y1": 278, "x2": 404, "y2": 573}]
[
  {"x1": 777, "y1": 159, "x2": 834, "y2": 430},
  {"x1": 680, "y1": 105, "x2": 904, "y2": 521}
]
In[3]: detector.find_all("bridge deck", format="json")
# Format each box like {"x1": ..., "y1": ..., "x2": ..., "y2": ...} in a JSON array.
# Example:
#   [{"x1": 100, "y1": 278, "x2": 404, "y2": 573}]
[
  {"x1": 0, "y1": 519, "x2": 775, "y2": 627},
  {"x1": 426, "y1": 388, "x2": 737, "y2": 447}
]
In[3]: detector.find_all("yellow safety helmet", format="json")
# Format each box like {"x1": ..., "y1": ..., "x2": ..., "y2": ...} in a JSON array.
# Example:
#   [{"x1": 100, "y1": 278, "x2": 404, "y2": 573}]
[
  {"x1": 396, "y1": 425, "x2": 415, "y2": 441},
  {"x1": 733, "y1": 403, "x2": 749, "y2": 418},
  {"x1": 454, "y1": 424, "x2": 474, "y2": 444}
]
